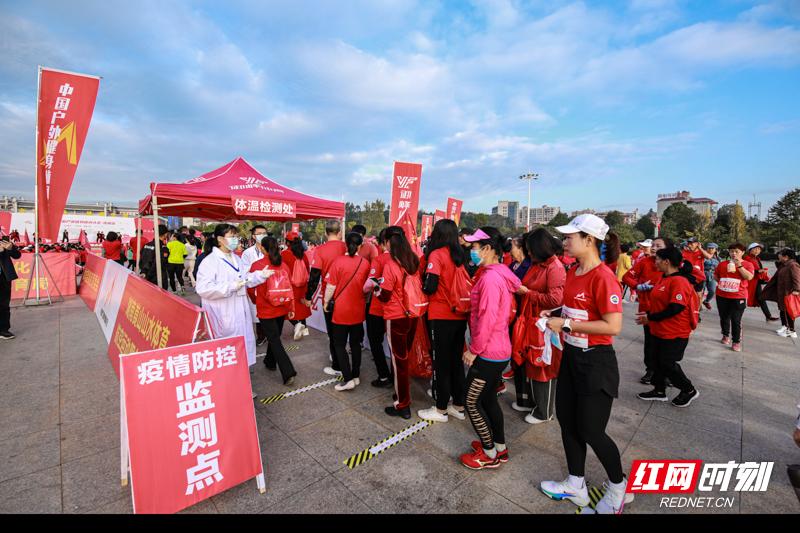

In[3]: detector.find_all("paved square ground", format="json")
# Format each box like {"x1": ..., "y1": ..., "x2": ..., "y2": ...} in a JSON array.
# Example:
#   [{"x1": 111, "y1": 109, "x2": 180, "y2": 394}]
[{"x1": 1, "y1": 291, "x2": 798, "y2": 514}]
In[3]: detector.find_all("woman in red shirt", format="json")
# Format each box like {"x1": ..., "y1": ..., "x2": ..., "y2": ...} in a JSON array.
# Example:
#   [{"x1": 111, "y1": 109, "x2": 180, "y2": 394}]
[
  {"x1": 417, "y1": 219, "x2": 469, "y2": 423},
  {"x1": 743, "y1": 243, "x2": 778, "y2": 322},
  {"x1": 512, "y1": 228, "x2": 566, "y2": 424},
  {"x1": 377, "y1": 226, "x2": 422, "y2": 419},
  {"x1": 622, "y1": 236, "x2": 670, "y2": 384},
  {"x1": 635, "y1": 247, "x2": 699, "y2": 407},
  {"x1": 102, "y1": 231, "x2": 124, "y2": 265},
  {"x1": 714, "y1": 242, "x2": 755, "y2": 352},
  {"x1": 324, "y1": 232, "x2": 371, "y2": 391},
  {"x1": 281, "y1": 232, "x2": 312, "y2": 341},
  {"x1": 364, "y1": 229, "x2": 393, "y2": 388},
  {"x1": 248, "y1": 236, "x2": 297, "y2": 386},
  {"x1": 540, "y1": 214, "x2": 630, "y2": 514}
]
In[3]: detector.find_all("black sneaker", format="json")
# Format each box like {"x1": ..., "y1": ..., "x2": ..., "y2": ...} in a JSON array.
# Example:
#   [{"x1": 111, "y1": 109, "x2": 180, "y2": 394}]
[
  {"x1": 0, "y1": 331, "x2": 15, "y2": 340},
  {"x1": 639, "y1": 370, "x2": 654, "y2": 385},
  {"x1": 371, "y1": 377, "x2": 393, "y2": 388},
  {"x1": 256, "y1": 336, "x2": 267, "y2": 346},
  {"x1": 637, "y1": 389, "x2": 668, "y2": 402},
  {"x1": 384, "y1": 405, "x2": 411, "y2": 419},
  {"x1": 671, "y1": 388, "x2": 699, "y2": 408}
]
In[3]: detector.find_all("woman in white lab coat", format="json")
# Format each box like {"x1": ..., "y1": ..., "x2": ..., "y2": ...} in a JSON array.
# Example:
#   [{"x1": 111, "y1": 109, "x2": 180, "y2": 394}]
[{"x1": 197, "y1": 224, "x2": 273, "y2": 393}]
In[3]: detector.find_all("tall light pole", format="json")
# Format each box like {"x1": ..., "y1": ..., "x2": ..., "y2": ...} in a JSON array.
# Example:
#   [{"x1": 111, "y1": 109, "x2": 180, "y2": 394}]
[{"x1": 519, "y1": 172, "x2": 539, "y2": 231}]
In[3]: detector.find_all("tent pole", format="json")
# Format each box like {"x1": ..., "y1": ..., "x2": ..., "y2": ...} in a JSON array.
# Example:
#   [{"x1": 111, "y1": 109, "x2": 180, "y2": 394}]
[
  {"x1": 33, "y1": 66, "x2": 43, "y2": 305},
  {"x1": 135, "y1": 215, "x2": 141, "y2": 275},
  {"x1": 153, "y1": 195, "x2": 162, "y2": 289}
]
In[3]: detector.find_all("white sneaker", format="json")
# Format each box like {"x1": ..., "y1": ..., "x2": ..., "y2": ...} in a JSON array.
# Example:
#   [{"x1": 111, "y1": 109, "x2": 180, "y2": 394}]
[
  {"x1": 354, "y1": 377, "x2": 360, "y2": 386},
  {"x1": 418, "y1": 406, "x2": 448, "y2": 422},
  {"x1": 447, "y1": 405, "x2": 466, "y2": 420},
  {"x1": 778, "y1": 329, "x2": 797, "y2": 338},
  {"x1": 293, "y1": 323, "x2": 304, "y2": 341},
  {"x1": 525, "y1": 413, "x2": 552, "y2": 424},
  {"x1": 540, "y1": 478, "x2": 590, "y2": 507},
  {"x1": 776, "y1": 326, "x2": 788, "y2": 335},
  {"x1": 302, "y1": 326, "x2": 310, "y2": 336},
  {"x1": 580, "y1": 481, "x2": 633, "y2": 514},
  {"x1": 323, "y1": 367, "x2": 342, "y2": 376},
  {"x1": 511, "y1": 401, "x2": 530, "y2": 412},
  {"x1": 790, "y1": 331, "x2": 798, "y2": 338},
  {"x1": 334, "y1": 379, "x2": 356, "y2": 391}
]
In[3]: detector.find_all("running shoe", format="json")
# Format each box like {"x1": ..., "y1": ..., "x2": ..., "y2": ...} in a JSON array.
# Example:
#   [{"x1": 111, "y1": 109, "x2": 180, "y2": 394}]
[
  {"x1": 293, "y1": 323, "x2": 304, "y2": 341},
  {"x1": 460, "y1": 448, "x2": 501, "y2": 470},
  {"x1": 525, "y1": 413, "x2": 553, "y2": 424},
  {"x1": 418, "y1": 407, "x2": 448, "y2": 423},
  {"x1": 447, "y1": 405, "x2": 466, "y2": 420},
  {"x1": 0, "y1": 331, "x2": 15, "y2": 340},
  {"x1": 580, "y1": 481, "x2": 632, "y2": 514},
  {"x1": 471, "y1": 441, "x2": 508, "y2": 462},
  {"x1": 639, "y1": 370, "x2": 654, "y2": 385},
  {"x1": 334, "y1": 379, "x2": 356, "y2": 391},
  {"x1": 540, "y1": 478, "x2": 591, "y2": 507},
  {"x1": 776, "y1": 326, "x2": 788, "y2": 335},
  {"x1": 766, "y1": 316, "x2": 780, "y2": 322},
  {"x1": 323, "y1": 366, "x2": 342, "y2": 376},
  {"x1": 720, "y1": 336, "x2": 731, "y2": 346},
  {"x1": 732, "y1": 342, "x2": 742, "y2": 352},
  {"x1": 703, "y1": 301, "x2": 712, "y2": 310},
  {"x1": 778, "y1": 329, "x2": 798, "y2": 338},
  {"x1": 511, "y1": 401, "x2": 530, "y2": 412},
  {"x1": 384, "y1": 405, "x2": 411, "y2": 419},
  {"x1": 496, "y1": 382, "x2": 507, "y2": 395},
  {"x1": 502, "y1": 368, "x2": 514, "y2": 380},
  {"x1": 637, "y1": 389, "x2": 668, "y2": 402},
  {"x1": 371, "y1": 377, "x2": 393, "y2": 388},
  {"x1": 671, "y1": 388, "x2": 699, "y2": 408}
]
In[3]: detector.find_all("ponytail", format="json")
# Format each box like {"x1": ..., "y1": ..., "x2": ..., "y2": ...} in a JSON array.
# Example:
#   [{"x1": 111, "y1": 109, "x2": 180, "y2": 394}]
[
  {"x1": 345, "y1": 232, "x2": 363, "y2": 257},
  {"x1": 260, "y1": 236, "x2": 282, "y2": 266},
  {"x1": 603, "y1": 231, "x2": 620, "y2": 266}
]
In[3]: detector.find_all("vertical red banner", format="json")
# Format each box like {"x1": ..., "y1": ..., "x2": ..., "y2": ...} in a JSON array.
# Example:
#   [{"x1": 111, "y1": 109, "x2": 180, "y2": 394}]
[
  {"x1": 291, "y1": 223, "x2": 300, "y2": 234},
  {"x1": 420, "y1": 215, "x2": 433, "y2": 242},
  {"x1": 446, "y1": 198, "x2": 463, "y2": 226},
  {"x1": 37, "y1": 68, "x2": 100, "y2": 242},
  {"x1": 78, "y1": 253, "x2": 106, "y2": 311},
  {"x1": 434, "y1": 209, "x2": 446, "y2": 223},
  {"x1": 389, "y1": 161, "x2": 422, "y2": 245}
]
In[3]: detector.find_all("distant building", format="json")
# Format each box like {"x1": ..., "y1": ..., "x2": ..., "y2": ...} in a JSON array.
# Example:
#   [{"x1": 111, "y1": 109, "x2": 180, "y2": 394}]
[
  {"x1": 657, "y1": 191, "x2": 717, "y2": 219},
  {"x1": 569, "y1": 208, "x2": 639, "y2": 226},
  {"x1": 518, "y1": 204, "x2": 560, "y2": 226},
  {"x1": 570, "y1": 208, "x2": 596, "y2": 217},
  {"x1": 1, "y1": 196, "x2": 138, "y2": 217},
  {"x1": 494, "y1": 201, "x2": 518, "y2": 223}
]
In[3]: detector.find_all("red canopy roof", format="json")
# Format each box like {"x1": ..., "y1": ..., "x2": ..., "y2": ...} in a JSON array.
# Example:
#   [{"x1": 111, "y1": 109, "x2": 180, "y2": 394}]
[{"x1": 138, "y1": 157, "x2": 344, "y2": 221}]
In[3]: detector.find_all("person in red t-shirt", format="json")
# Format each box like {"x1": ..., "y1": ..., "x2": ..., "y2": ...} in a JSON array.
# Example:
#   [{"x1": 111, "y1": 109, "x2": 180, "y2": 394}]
[
  {"x1": 102, "y1": 232, "x2": 124, "y2": 265},
  {"x1": 714, "y1": 242, "x2": 755, "y2": 352},
  {"x1": 682, "y1": 237, "x2": 714, "y2": 299},
  {"x1": 635, "y1": 247, "x2": 699, "y2": 407},
  {"x1": 282, "y1": 232, "x2": 312, "y2": 341},
  {"x1": 248, "y1": 236, "x2": 297, "y2": 386},
  {"x1": 416, "y1": 219, "x2": 469, "y2": 423},
  {"x1": 324, "y1": 232, "x2": 371, "y2": 390},
  {"x1": 622, "y1": 236, "x2": 669, "y2": 384},
  {"x1": 377, "y1": 226, "x2": 422, "y2": 419},
  {"x1": 364, "y1": 229, "x2": 393, "y2": 387},
  {"x1": 351, "y1": 224, "x2": 378, "y2": 263},
  {"x1": 541, "y1": 213, "x2": 629, "y2": 514},
  {"x1": 743, "y1": 243, "x2": 779, "y2": 322},
  {"x1": 304, "y1": 220, "x2": 347, "y2": 375}
]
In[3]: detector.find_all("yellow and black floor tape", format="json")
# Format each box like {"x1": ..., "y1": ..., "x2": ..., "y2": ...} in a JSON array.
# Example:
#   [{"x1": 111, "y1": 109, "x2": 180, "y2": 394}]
[
  {"x1": 343, "y1": 419, "x2": 434, "y2": 469},
  {"x1": 286, "y1": 344, "x2": 300, "y2": 352},
  {"x1": 259, "y1": 375, "x2": 343, "y2": 405},
  {"x1": 574, "y1": 486, "x2": 605, "y2": 514}
]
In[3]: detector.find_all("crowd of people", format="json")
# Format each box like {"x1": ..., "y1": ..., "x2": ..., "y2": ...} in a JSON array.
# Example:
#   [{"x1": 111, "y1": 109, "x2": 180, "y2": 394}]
[{"x1": 166, "y1": 213, "x2": 797, "y2": 514}]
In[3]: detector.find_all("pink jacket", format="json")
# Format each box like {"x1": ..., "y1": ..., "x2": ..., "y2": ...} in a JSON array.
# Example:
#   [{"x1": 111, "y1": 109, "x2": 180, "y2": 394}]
[{"x1": 469, "y1": 263, "x2": 522, "y2": 361}]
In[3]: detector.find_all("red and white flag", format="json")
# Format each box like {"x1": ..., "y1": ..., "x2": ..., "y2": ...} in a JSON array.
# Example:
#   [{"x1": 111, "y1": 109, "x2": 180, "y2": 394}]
[
  {"x1": 36, "y1": 67, "x2": 100, "y2": 242},
  {"x1": 22, "y1": 229, "x2": 31, "y2": 246},
  {"x1": 79, "y1": 229, "x2": 90, "y2": 246},
  {"x1": 446, "y1": 197, "x2": 463, "y2": 226},
  {"x1": 434, "y1": 209, "x2": 446, "y2": 224},
  {"x1": 389, "y1": 162, "x2": 422, "y2": 246},
  {"x1": 420, "y1": 215, "x2": 433, "y2": 242}
]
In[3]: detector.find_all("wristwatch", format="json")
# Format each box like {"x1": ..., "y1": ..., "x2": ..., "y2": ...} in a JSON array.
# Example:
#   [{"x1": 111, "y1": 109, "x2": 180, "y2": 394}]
[{"x1": 562, "y1": 318, "x2": 573, "y2": 334}]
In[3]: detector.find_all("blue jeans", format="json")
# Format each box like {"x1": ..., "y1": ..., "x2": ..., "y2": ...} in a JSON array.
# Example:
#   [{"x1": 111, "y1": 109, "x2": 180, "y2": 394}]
[{"x1": 704, "y1": 273, "x2": 716, "y2": 302}]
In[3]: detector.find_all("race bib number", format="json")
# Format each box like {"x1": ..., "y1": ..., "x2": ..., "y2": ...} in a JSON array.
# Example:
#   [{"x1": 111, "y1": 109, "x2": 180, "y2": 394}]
[
  {"x1": 718, "y1": 277, "x2": 741, "y2": 293},
  {"x1": 562, "y1": 305, "x2": 589, "y2": 348}
]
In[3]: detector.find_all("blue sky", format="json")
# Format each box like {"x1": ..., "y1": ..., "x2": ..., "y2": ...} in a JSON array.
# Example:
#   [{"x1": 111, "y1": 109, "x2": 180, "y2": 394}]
[{"x1": 1, "y1": 0, "x2": 798, "y2": 218}]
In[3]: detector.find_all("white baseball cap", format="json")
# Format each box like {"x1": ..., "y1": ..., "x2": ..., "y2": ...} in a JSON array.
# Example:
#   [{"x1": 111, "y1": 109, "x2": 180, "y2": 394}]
[
  {"x1": 746, "y1": 242, "x2": 762, "y2": 251},
  {"x1": 637, "y1": 239, "x2": 653, "y2": 247},
  {"x1": 556, "y1": 213, "x2": 609, "y2": 240}
]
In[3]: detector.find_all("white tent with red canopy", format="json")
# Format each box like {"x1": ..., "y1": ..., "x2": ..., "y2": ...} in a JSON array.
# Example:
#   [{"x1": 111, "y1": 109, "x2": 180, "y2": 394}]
[{"x1": 137, "y1": 156, "x2": 345, "y2": 287}]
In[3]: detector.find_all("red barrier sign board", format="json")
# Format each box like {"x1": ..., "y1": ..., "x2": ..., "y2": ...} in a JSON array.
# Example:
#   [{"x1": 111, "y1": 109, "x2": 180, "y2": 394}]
[
  {"x1": 109, "y1": 274, "x2": 204, "y2": 376},
  {"x1": 120, "y1": 336, "x2": 265, "y2": 514},
  {"x1": 78, "y1": 252, "x2": 106, "y2": 311},
  {"x1": 11, "y1": 253, "x2": 77, "y2": 299},
  {"x1": 446, "y1": 197, "x2": 463, "y2": 226}
]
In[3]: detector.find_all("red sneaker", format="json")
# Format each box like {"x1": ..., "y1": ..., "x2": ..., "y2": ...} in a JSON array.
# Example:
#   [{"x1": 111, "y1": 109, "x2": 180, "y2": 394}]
[
  {"x1": 720, "y1": 336, "x2": 731, "y2": 346},
  {"x1": 471, "y1": 440, "x2": 508, "y2": 462},
  {"x1": 502, "y1": 368, "x2": 514, "y2": 380},
  {"x1": 496, "y1": 382, "x2": 507, "y2": 395},
  {"x1": 460, "y1": 447, "x2": 501, "y2": 470}
]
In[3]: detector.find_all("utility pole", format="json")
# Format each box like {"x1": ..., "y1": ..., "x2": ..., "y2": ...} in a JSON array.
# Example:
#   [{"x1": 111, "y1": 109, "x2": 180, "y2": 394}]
[{"x1": 519, "y1": 172, "x2": 539, "y2": 231}]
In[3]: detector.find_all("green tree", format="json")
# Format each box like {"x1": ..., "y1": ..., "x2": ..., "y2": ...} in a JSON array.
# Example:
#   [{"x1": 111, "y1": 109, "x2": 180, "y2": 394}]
[
  {"x1": 729, "y1": 202, "x2": 747, "y2": 243},
  {"x1": 603, "y1": 210, "x2": 625, "y2": 228},
  {"x1": 765, "y1": 188, "x2": 800, "y2": 249},
  {"x1": 614, "y1": 225, "x2": 645, "y2": 246},
  {"x1": 635, "y1": 210, "x2": 656, "y2": 239},
  {"x1": 660, "y1": 203, "x2": 700, "y2": 241},
  {"x1": 361, "y1": 199, "x2": 387, "y2": 235},
  {"x1": 547, "y1": 212, "x2": 571, "y2": 227}
]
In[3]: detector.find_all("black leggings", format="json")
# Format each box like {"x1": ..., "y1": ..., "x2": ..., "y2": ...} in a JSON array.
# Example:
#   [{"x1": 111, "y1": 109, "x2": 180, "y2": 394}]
[
  {"x1": 643, "y1": 325, "x2": 655, "y2": 372},
  {"x1": 780, "y1": 310, "x2": 796, "y2": 332},
  {"x1": 260, "y1": 317, "x2": 296, "y2": 383},
  {"x1": 323, "y1": 310, "x2": 339, "y2": 371},
  {"x1": 331, "y1": 322, "x2": 364, "y2": 382},
  {"x1": 366, "y1": 313, "x2": 391, "y2": 380},
  {"x1": 755, "y1": 282, "x2": 774, "y2": 319},
  {"x1": 429, "y1": 319, "x2": 467, "y2": 410},
  {"x1": 651, "y1": 336, "x2": 693, "y2": 393},
  {"x1": 556, "y1": 344, "x2": 623, "y2": 483},
  {"x1": 716, "y1": 295, "x2": 746, "y2": 343},
  {"x1": 465, "y1": 357, "x2": 506, "y2": 450},
  {"x1": 166, "y1": 263, "x2": 184, "y2": 291}
]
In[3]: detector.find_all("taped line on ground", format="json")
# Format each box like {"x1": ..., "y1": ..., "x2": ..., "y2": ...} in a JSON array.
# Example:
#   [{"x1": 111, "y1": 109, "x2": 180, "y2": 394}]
[
  {"x1": 343, "y1": 420, "x2": 434, "y2": 469},
  {"x1": 575, "y1": 486, "x2": 605, "y2": 514},
  {"x1": 286, "y1": 344, "x2": 300, "y2": 352},
  {"x1": 260, "y1": 375, "x2": 343, "y2": 405}
]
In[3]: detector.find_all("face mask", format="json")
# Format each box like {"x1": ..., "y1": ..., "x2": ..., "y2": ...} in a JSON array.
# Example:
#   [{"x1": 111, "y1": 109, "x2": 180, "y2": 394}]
[
  {"x1": 226, "y1": 236, "x2": 240, "y2": 249},
  {"x1": 470, "y1": 249, "x2": 482, "y2": 266}
]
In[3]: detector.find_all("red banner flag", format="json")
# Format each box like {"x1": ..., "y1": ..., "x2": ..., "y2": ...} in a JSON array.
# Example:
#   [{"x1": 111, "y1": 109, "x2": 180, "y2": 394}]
[
  {"x1": 420, "y1": 215, "x2": 433, "y2": 242},
  {"x1": 36, "y1": 67, "x2": 100, "y2": 242},
  {"x1": 291, "y1": 223, "x2": 300, "y2": 234},
  {"x1": 22, "y1": 229, "x2": 31, "y2": 246},
  {"x1": 78, "y1": 229, "x2": 89, "y2": 246},
  {"x1": 120, "y1": 336, "x2": 264, "y2": 514},
  {"x1": 389, "y1": 161, "x2": 422, "y2": 245},
  {"x1": 434, "y1": 209, "x2": 446, "y2": 224},
  {"x1": 446, "y1": 197, "x2": 463, "y2": 226}
]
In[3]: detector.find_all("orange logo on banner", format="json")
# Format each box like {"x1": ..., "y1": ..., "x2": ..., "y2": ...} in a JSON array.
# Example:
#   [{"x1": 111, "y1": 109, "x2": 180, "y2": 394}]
[{"x1": 39, "y1": 122, "x2": 78, "y2": 168}]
